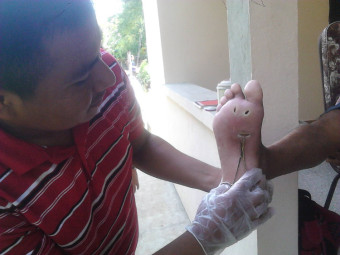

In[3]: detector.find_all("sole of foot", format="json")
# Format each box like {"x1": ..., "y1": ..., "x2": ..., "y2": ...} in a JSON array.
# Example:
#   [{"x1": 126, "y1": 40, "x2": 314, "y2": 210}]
[{"x1": 213, "y1": 80, "x2": 264, "y2": 183}]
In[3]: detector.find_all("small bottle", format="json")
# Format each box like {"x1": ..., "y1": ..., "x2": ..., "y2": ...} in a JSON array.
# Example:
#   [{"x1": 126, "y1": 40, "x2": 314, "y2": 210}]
[{"x1": 216, "y1": 80, "x2": 232, "y2": 104}]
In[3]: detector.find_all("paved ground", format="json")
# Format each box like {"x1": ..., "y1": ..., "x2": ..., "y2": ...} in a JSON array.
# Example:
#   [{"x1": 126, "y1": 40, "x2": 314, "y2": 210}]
[{"x1": 134, "y1": 171, "x2": 190, "y2": 254}]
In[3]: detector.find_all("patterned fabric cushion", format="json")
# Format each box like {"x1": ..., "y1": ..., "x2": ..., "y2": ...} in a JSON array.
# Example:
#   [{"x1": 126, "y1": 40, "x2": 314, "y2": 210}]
[{"x1": 320, "y1": 21, "x2": 340, "y2": 110}]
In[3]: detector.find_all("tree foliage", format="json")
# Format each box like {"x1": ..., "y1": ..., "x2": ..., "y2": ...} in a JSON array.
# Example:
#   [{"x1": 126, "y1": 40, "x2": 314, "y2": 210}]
[
  {"x1": 136, "y1": 59, "x2": 150, "y2": 90},
  {"x1": 106, "y1": 0, "x2": 147, "y2": 69}
]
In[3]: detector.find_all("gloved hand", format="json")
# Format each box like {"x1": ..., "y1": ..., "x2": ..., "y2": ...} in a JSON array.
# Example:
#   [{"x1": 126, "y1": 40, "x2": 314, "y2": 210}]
[{"x1": 186, "y1": 168, "x2": 274, "y2": 255}]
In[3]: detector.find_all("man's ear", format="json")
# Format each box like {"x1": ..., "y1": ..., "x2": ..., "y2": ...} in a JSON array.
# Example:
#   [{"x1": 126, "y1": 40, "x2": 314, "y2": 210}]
[
  {"x1": 0, "y1": 89, "x2": 21, "y2": 121},
  {"x1": 0, "y1": 90, "x2": 7, "y2": 113}
]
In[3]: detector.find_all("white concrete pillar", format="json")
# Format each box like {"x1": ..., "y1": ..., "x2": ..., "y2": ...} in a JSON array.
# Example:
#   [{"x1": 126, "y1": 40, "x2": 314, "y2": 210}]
[
  {"x1": 227, "y1": 0, "x2": 252, "y2": 87},
  {"x1": 226, "y1": 1, "x2": 299, "y2": 254}
]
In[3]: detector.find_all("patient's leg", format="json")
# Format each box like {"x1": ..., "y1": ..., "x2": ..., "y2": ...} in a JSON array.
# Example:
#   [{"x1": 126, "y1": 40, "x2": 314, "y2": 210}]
[{"x1": 213, "y1": 80, "x2": 264, "y2": 183}]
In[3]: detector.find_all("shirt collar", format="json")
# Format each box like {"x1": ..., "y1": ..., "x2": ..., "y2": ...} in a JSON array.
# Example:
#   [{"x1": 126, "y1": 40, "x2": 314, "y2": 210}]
[{"x1": 0, "y1": 127, "x2": 82, "y2": 175}]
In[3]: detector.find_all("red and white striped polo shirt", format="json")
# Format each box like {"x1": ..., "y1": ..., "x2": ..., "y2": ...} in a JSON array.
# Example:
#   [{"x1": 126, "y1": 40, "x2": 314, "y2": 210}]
[{"x1": 0, "y1": 51, "x2": 144, "y2": 254}]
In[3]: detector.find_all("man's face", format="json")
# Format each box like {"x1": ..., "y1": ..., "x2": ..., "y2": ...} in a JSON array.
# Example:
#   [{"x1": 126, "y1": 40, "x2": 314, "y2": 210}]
[{"x1": 7, "y1": 17, "x2": 115, "y2": 133}]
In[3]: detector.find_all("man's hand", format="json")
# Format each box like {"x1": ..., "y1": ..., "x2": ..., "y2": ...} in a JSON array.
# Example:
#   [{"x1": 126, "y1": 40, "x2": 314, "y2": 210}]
[
  {"x1": 186, "y1": 168, "x2": 274, "y2": 255},
  {"x1": 326, "y1": 149, "x2": 340, "y2": 166},
  {"x1": 132, "y1": 167, "x2": 139, "y2": 193}
]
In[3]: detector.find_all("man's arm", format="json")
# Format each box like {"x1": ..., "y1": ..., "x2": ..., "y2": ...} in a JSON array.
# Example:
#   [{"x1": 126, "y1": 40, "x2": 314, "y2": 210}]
[
  {"x1": 261, "y1": 109, "x2": 340, "y2": 179},
  {"x1": 132, "y1": 129, "x2": 222, "y2": 192},
  {"x1": 152, "y1": 231, "x2": 205, "y2": 255}
]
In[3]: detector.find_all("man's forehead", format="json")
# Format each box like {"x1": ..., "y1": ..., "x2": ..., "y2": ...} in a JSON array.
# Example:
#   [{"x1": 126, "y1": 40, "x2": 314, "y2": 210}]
[{"x1": 44, "y1": 21, "x2": 102, "y2": 81}]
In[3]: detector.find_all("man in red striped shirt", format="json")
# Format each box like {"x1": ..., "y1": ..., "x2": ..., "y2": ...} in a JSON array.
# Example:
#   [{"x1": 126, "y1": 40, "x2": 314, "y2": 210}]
[{"x1": 0, "y1": 1, "x2": 273, "y2": 254}]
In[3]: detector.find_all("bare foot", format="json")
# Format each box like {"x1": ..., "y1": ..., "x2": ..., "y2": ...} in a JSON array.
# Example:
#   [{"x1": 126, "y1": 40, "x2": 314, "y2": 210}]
[{"x1": 213, "y1": 80, "x2": 264, "y2": 183}]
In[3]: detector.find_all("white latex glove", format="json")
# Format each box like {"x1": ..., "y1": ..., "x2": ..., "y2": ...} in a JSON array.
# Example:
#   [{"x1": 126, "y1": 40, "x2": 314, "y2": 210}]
[{"x1": 186, "y1": 168, "x2": 274, "y2": 255}]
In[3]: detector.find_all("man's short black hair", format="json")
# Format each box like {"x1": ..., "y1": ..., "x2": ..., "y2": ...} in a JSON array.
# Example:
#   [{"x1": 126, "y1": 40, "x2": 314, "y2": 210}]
[{"x1": 0, "y1": 0, "x2": 96, "y2": 99}]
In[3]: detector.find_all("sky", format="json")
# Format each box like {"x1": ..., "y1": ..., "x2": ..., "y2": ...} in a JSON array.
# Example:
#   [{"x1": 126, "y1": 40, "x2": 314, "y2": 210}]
[{"x1": 92, "y1": 0, "x2": 122, "y2": 26}]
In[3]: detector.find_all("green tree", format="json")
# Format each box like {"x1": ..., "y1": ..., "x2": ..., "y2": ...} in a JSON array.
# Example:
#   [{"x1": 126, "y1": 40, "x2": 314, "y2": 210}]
[{"x1": 106, "y1": 0, "x2": 147, "y2": 69}]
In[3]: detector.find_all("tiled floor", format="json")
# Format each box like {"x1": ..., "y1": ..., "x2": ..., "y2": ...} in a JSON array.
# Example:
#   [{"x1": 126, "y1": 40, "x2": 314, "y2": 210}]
[{"x1": 298, "y1": 161, "x2": 340, "y2": 214}]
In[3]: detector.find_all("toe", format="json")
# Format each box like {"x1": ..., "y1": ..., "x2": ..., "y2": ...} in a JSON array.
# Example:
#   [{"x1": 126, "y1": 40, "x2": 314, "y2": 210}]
[
  {"x1": 216, "y1": 89, "x2": 234, "y2": 112},
  {"x1": 244, "y1": 80, "x2": 263, "y2": 104},
  {"x1": 216, "y1": 95, "x2": 228, "y2": 112},
  {"x1": 220, "y1": 95, "x2": 228, "y2": 105},
  {"x1": 230, "y1": 83, "x2": 245, "y2": 99},
  {"x1": 224, "y1": 89, "x2": 234, "y2": 101}
]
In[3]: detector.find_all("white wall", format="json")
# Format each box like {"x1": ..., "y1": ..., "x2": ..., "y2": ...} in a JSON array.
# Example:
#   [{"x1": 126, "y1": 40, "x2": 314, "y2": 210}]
[
  {"x1": 298, "y1": 0, "x2": 328, "y2": 121},
  {"x1": 143, "y1": 0, "x2": 230, "y2": 91},
  {"x1": 249, "y1": 2, "x2": 299, "y2": 254},
  {"x1": 225, "y1": 1, "x2": 299, "y2": 254}
]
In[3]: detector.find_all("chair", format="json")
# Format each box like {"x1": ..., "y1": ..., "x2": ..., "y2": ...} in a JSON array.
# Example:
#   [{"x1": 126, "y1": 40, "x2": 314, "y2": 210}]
[{"x1": 319, "y1": 21, "x2": 340, "y2": 209}]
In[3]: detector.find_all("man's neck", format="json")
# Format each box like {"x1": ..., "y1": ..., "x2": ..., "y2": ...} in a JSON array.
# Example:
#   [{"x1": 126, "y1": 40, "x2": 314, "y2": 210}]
[{"x1": 0, "y1": 122, "x2": 73, "y2": 147}]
